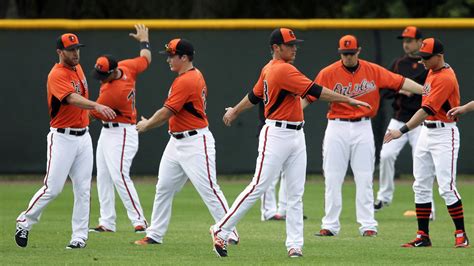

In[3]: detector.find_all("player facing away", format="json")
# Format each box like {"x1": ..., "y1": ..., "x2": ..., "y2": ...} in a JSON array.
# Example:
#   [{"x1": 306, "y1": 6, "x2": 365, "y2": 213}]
[
  {"x1": 375, "y1": 26, "x2": 431, "y2": 213},
  {"x1": 133, "y1": 38, "x2": 239, "y2": 246},
  {"x1": 211, "y1": 28, "x2": 371, "y2": 258},
  {"x1": 15, "y1": 34, "x2": 116, "y2": 249},
  {"x1": 89, "y1": 24, "x2": 151, "y2": 234},
  {"x1": 304, "y1": 35, "x2": 423, "y2": 238},
  {"x1": 384, "y1": 38, "x2": 469, "y2": 248}
]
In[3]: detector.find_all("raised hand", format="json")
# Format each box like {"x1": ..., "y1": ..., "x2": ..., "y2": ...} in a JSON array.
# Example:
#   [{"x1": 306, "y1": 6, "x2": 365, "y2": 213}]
[{"x1": 129, "y1": 24, "x2": 149, "y2": 42}]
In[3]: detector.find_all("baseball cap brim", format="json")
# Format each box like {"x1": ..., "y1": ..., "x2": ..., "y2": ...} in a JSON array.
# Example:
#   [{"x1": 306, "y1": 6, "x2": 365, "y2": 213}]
[
  {"x1": 285, "y1": 39, "x2": 304, "y2": 45},
  {"x1": 91, "y1": 69, "x2": 111, "y2": 81},
  {"x1": 63, "y1": 43, "x2": 85, "y2": 51},
  {"x1": 338, "y1": 49, "x2": 359, "y2": 54}
]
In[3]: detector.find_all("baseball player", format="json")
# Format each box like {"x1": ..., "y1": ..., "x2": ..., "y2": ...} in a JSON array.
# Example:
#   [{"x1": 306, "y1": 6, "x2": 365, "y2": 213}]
[
  {"x1": 306, "y1": 35, "x2": 423, "y2": 237},
  {"x1": 15, "y1": 33, "x2": 116, "y2": 249},
  {"x1": 210, "y1": 28, "x2": 371, "y2": 258},
  {"x1": 447, "y1": 101, "x2": 474, "y2": 118},
  {"x1": 133, "y1": 38, "x2": 239, "y2": 246},
  {"x1": 375, "y1": 26, "x2": 432, "y2": 214},
  {"x1": 384, "y1": 38, "x2": 469, "y2": 248},
  {"x1": 89, "y1": 24, "x2": 151, "y2": 233}
]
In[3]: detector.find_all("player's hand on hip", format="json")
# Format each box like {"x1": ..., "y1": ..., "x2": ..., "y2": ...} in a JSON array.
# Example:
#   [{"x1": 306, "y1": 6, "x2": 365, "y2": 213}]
[
  {"x1": 95, "y1": 104, "x2": 116, "y2": 120},
  {"x1": 129, "y1": 24, "x2": 149, "y2": 42},
  {"x1": 136, "y1": 116, "x2": 149, "y2": 133},
  {"x1": 447, "y1": 106, "x2": 464, "y2": 119},
  {"x1": 223, "y1": 107, "x2": 237, "y2": 126},
  {"x1": 348, "y1": 99, "x2": 372, "y2": 109},
  {"x1": 383, "y1": 129, "x2": 402, "y2": 144}
]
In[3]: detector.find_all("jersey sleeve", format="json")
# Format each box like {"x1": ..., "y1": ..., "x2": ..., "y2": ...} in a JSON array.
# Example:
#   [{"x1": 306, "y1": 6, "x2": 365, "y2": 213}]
[
  {"x1": 375, "y1": 64, "x2": 405, "y2": 91},
  {"x1": 305, "y1": 70, "x2": 327, "y2": 103},
  {"x1": 422, "y1": 75, "x2": 455, "y2": 115},
  {"x1": 251, "y1": 68, "x2": 265, "y2": 99},
  {"x1": 277, "y1": 64, "x2": 314, "y2": 97},
  {"x1": 48, "y1": 71, "x2": 75, "y2": 102},
  {"x1": 120, "y1": 56, "x2": 149, "y2": 76},
  {"x1": 164, "y1": 79, "x2": 190, "y2": 114}
]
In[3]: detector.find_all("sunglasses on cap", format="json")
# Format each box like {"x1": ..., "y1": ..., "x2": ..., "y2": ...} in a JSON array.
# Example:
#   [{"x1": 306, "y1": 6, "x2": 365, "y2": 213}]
[{"x1": 341, "y1": 52, "x2": 356, "y2": 56}]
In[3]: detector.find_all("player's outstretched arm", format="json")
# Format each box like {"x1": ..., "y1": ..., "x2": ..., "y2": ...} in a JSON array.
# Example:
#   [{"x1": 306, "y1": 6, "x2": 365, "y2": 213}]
[
  {"x1": 400, "y1": 78, "x2": 423, "y2": 95},
  {"x1": 223, "y1": 94, "x2": 256, "y2": 126},
  {"x1": 384, "y1": 108, "x2": 428, "y2": 144},
  {"x1": 447, "y1": 101, "x2": 474, "y2": 119},
  {"x1": 129, "y1": 24, "x2": 151, "y2": 64},
  {"x1": 66, "y1": 93, "x2": 116, "y2": 120},
  {"x1": 318, "y1": 87, "x2": 372, "y2": 109},
  {"x1": 136, "y1": 107, "x2": 173, "y2": 133}
]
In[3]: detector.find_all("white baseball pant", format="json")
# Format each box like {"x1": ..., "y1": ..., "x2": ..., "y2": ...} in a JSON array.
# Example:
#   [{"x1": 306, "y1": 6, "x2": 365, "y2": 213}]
[
  {"x1": 214, "y1": 120, "x2": 306, "y2": 251},
  {"x1": 321, "y1": 119, "x2": 378, "y2": 235},
  {"x1": 96, "y1": 123, "x2": 147, "y2": 231},
  {"x1": 146, "y1": 128, "x2": 238, "y2": 243},
  {"x1": 16, "y1": 128, "x2": 93, "y2": 243},
  {"x1": 261, "y1": 173, "x2": 287, "y2": 220},
  {"x1": 377, "y1": 118, "x2": 421, "y2": 203},
  {"x1": 413, "y1": 122, "x2": 461, "y2": 206}
]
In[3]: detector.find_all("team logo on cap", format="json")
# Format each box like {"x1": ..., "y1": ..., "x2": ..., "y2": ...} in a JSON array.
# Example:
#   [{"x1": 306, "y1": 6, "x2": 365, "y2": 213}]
[
  {"x1": 421, "y1": 42, "x2": 427, "y2": 49},
  {"x1": 289, "y1": 30, "x2": 295, "y2": 38},
  {"x1": 95, "y1": 63, "x2": 103, "y2": 71},
  {"x1": 69, "y1": 35, "x2": 76, "y2": 42},
  {"x1": 344, "y1": 40, "x2": 351, "y2": 47}
]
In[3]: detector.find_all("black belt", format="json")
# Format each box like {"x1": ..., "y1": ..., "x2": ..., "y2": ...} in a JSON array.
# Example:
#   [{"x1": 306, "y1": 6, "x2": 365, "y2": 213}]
[
  {"x1": 103, "y1": 122, "x2": 119, "y2": 128},
  {"x1": 275, "y1": 121, "x2": 304, "y2": 130},
  {"x1": 423, "y1": 122, "x2": 445, "y2": 128},
  {"x1": 329, "y1": 117, "x2": 370, "y2": 122},
  {"x1": 57, "y1": 128, "x2": 87, "y2": 136},
  {"x1": 170, "y1": 130, "x2": 198, "y2": 139}
]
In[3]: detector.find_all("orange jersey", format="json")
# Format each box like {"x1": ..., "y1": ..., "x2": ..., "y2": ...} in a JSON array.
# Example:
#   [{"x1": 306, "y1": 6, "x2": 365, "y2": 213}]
[
  {"x1": 164, "y1": 68, "x2": 209, "y2": 132},
  {"x1": 47, "y1": 63, "x2": 89, "y2": 128},
  {"x1": 313, "y1": 59, "x2": 405, "y2": 119},
  {"x1": 422, "y1": 64, "x2": 460, "y2": 122},
  {"x1": 252, "y1": 59, "x2": 314, "y2": 122},
  {"x1": 91, "y1": 56, "x2": 149, "y2": 124}
]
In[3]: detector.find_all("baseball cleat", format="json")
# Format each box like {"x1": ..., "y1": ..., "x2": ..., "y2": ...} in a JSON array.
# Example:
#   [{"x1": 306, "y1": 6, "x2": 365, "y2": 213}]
[
  {"x1": 362, "y1": 230, "x2": 378, "y2": 237},
  {"x1": 66, "y1": 241, "x2": 86, "y2": 249},
  {"x1": 374, "y1": 200, "x2": 389, "y2": 212},
  {"x1": 288, "y1": 248, "x2": 303, "y2": 258},
  {"x1": 134, "y1": 225, "x2": 146, "y2": 233},
  {"x1": 210, "y1": 226, "x2": 228, "y2": 257},
  {"x1": 454, "y1": 230, "x2": 470, "y2": 248},
  {"x1": 134, "y1": 236, "x2": 160, "y2": 245},
  {"x1": 401, "y1": 230, "x2": 432, "y2": 247},
  {"x1": 315, "y1": 229, "x2": 335, "y2": 237},
  {"x1": 15, "y1": 225, "x2": 29, "y2": 248},
  {"x1": 89, "y1": 225, "x2": 114, "y2": 233}
]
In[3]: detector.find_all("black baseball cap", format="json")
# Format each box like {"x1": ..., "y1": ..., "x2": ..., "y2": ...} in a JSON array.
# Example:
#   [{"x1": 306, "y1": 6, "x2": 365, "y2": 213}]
[
  {"x1": 91, "y1": 55, "x2": 118, "y2": 80},
  {"x1": 416, "y1": 38, "x2": 444, "y2": 57},
  {"x1": 159, "y1": 38, "x2": 194, "y2": 56},
  {"x1": 269, "y1": 28, "x2": 304, "y2": 45},
  {"x1": 397, "y1": 26, "x2": 423, "y2": 39},
  {"x1": 56, "y1": 33, "x2": 85, "y2": 50}
]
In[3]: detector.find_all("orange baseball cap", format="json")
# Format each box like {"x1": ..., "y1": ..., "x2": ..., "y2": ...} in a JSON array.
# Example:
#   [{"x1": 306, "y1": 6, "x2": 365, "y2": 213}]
[
  {"x1": 91, "y1": 55, "x2": 118, "y2": 80},
  {"x1": 56, "y1": 33, "x2": 85, "y2": 50},
  {"x1": 159, "y1": 38, "x2": 194, "y2": 56},
  {"x1": 338, "y1": 35, "x2": 359, "y2": 53},
  {"x1": 417, "y1": 38, "x2": 444, "y2": 58},
  {"x1": 269, "y1": 28, "x2": 303, "y2": 45},
  {"x1": 397, "y1": 26, "x2": 422, "y2": 39}
]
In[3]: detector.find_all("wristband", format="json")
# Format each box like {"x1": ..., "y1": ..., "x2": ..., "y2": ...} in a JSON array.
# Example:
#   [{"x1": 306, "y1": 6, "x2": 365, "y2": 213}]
[
  {"x1": 399, "y1": 124, "x2": 409, "y2": 134},
  {"x1": 140, "y1": 42, "x2": 151, "y2": 50}
]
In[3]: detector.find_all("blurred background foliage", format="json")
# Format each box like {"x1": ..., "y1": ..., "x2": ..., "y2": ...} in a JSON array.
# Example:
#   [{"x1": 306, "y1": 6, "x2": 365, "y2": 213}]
[{"x1": 1, "y1": 0, "x2": 473, "y2": 19}]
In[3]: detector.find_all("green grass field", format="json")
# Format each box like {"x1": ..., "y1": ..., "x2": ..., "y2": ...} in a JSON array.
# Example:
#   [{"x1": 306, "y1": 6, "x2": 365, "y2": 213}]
[{"x1": 1, "y1": 176, "x2": 472, "y2": 265}]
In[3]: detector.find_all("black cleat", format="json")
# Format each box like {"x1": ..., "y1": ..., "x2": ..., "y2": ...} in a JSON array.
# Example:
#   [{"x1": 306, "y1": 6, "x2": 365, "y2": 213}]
[
  {"x1": 374, "y1": 200, "x2": 389, "y2": 212},
  {"x1": 89, "y1": 225, "x2": 114, "y2": 233},
  {"x1": 66, "y1": 241, "x2": 86, "y2": 249},
  {"x1": 210, "y1": 226, "x2": 228, "y2": 257},
  {"x1": 401, "y1": 231, "x2": 432, "y2": 247},
  {"x1": 15, "y1": 225, "x2": 29, "y2": 248}
]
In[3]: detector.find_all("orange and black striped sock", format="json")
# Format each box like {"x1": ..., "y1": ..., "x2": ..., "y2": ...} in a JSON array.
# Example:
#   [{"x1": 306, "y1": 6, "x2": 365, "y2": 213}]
[
  {"x1": 416, "y1": 202, "x2": 431, "y2": 234},
  {"x1": 448, "y1": 200, "x2": 465, "y2": 231}
]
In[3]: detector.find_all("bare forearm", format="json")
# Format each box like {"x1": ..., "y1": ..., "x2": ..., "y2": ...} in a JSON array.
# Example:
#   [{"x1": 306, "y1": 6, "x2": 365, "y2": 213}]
[
  {"x1": 401, "y1": 78, "x2": 423, "y2": 95},
  {"x1": 66, "y1": 93, "x2": 99, "y2": 110},
  {"x1": 405, "y1": 108, "x2": 429, "y2": 130},
  {"x1": 319, "y1": 88, "x2": 352, "y2": 103},
  {"x1": 233, "y1": 95, "x2": 256, "y2": 115},
  {"x1": 145, "y1": 107, "x2": 172, "y2": 129}
]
